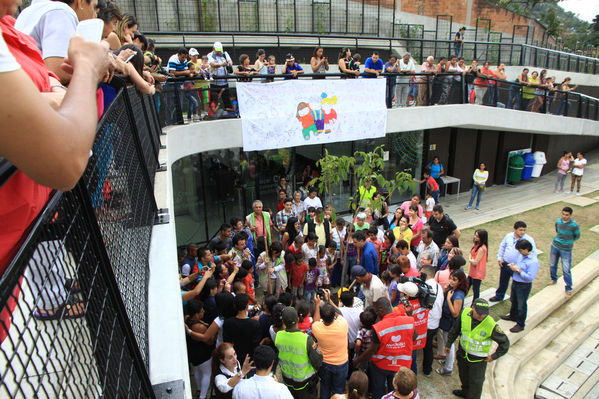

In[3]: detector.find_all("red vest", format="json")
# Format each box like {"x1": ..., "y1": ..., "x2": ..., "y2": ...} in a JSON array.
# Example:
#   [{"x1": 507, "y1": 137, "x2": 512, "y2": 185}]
[
  {"x1": 371, "y1": 313, "x2": 414, "y2": 371},
  {"x1": 410, "y1": 299, "x2": 429, "y2": 350}
]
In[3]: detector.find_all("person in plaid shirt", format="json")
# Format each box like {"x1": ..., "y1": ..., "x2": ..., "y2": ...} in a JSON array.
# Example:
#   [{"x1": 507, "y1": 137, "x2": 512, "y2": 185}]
[
  {"x1": 276, "y1": 198, "x2": 296, "y2": 239},
  {"x1": 291, "y1": 191, "x2": 305, "y2": 223}
]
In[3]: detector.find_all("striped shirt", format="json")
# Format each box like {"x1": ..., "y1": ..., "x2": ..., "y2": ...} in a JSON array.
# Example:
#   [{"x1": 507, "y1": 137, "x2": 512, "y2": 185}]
[
  {"x1": 473, "y1": 169, "x2": 489, "y2": 186},
  {"x1": 166, "y1": 54, "x2": 188, "y2": 73},
  {"x1": 552, "y1": 218, "x2": 580, "y2": 252}
]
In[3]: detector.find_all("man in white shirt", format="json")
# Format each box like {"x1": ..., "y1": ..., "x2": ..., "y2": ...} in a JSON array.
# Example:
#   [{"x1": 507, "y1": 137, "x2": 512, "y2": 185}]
[
  {"x1": 336, "y1": 291, "x2": 363, "y2": 352},
  {"x1": 303, "y1": 188, "x2": 323, "y2": 214},
  {"x1": 232, "y1": 345, "x2": 293, "y2": 399},
  {"x1": 396, "y1": 239, "x2": 417, "y2": 269},
  {"x1": 421, "y1": 265, "x2": 444, "y2": 376},
  {"x1": 397, "y1": 52, "x2": 416, "y2": 107},
  {"x1": 351, "y1": 265, "x2": 388, "y2": 307}
]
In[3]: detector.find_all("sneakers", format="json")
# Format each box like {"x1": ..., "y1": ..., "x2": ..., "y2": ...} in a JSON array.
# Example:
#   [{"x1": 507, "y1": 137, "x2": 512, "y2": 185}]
[
  {"x1": 465, "y1": 205, "x2": 471, "y2": 210},
  {"x1": 475, "y1": 206, "x2": 480, "y2": 210},
  {"x1": 576, "y1": 192, "x2": 581, "y2": 196},
  {"x1": 436, "y1": 368, "x2": 452, "y2": 376},
  {"x1": 565, "y1": 191, "x2": 571, "y2": 194},
  {"x1": 566, "y1": 291, "x2": 572, "y2": 297},
  {"x1": 510, "y1": 324, "x2": 524, "y2": 333}
]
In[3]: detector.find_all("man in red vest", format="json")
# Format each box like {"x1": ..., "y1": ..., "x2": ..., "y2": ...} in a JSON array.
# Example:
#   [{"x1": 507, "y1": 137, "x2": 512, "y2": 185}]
[{"x1": 352, "y1": 297, "x2": 416, "y2": 399}]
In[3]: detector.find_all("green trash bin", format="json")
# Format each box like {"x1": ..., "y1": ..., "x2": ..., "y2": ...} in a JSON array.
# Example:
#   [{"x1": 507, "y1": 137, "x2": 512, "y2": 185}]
[{"x1": 508, "y1": 155, "x2": 525, "y2": 184}]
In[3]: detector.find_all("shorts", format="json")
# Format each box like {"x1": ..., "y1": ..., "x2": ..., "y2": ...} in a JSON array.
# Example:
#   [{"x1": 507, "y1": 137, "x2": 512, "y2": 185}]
[
  {"x1": 318, "y1": 275, "x2": 330, "y2": 286},
  {"x1": 195, "y1": 83, "x2": 210, "y2": 104},
  {"x1": 425, "y1": 211, "x2": 433, "y2": 218},
  {"x1": 291, "y1": 285, "x2": 304, "y2": 298}
]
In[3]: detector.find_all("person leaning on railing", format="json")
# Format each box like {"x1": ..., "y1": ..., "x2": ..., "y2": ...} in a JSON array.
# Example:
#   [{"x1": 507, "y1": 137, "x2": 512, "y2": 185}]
[
  {"x1": 522, "y1": 71, "x2": 538, "y2": 111},
  {"x1": 0, "y1": 10, "x2": 111, "y2": 277}
]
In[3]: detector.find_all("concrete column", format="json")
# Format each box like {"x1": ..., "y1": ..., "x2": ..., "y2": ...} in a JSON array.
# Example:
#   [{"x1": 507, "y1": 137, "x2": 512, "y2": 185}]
[{"x1": 466, "y1": 0, "x2": 473, "y2": 26}]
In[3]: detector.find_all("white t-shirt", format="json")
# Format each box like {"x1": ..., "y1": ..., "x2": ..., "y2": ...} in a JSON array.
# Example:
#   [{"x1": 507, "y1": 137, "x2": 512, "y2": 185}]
[
  {"x1": 0, "y1": 29, "x2": 20, "y2": 72},
  {"x1": 398, "y1": 58, "x2": 415, "y2": 83},
  {"x1": 331, "y1": 226, "x2": 346, "y2": 248},
  {"x1": 339, "y1": 306, "x2": 362, "y2": 349},
  {"x1": 426, "y1": 197, "x2": 435, "y2": 212},
  {"x1": 407, "y1": 251, "x2": 417, "y2": 270},
  {"x1": 362, "y1": 275, "x2": 389, "y2": 307},
  {"x1": 303, "y1": 196, "x2": 323, "y2": 212},
  {"x1": 572, "y1": 158, "x2": 587, "y2": 176},
  {"x1": 233, "y1": 375, "x2": 293, "y2": 399},
  {"x1": 301, "y1": 243, "x2": 318, "y2": 263},
  {"x1": 425, "y1": 279, "x2": 444, "y2": 330},
  {"x1": 15, "y1": 0, "x2": 78, "y2": 59}
]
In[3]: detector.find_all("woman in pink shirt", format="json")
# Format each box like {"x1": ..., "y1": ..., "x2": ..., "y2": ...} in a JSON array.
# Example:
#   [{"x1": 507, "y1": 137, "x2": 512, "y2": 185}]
[
  {"x1": 468, "y1": 229, "x2": 488, "y2": 300},
  {"x1": 554, "y1": 151, "x2": 573, "y2": 193},
  {"x1": 435, "y1": 250, "x2": 465, "y2": 290},
  {"x1": 408, "y1": 204, "x2": 424, "y2": 248}
]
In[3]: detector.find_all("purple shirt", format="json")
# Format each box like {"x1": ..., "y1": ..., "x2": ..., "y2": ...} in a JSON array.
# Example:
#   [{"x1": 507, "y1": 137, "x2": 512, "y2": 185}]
[{"x1": 305, "y1": 268, "x2": 320, "y2": 291}]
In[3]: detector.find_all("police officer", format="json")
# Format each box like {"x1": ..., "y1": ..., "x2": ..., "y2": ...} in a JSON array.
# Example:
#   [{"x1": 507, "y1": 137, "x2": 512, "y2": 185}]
[
  {"x1": 275, "y1": 307, "x2": 322, "y2": 399},
  {"x1": 445, "y1": 298, "x2": 510, "y2": 399}
]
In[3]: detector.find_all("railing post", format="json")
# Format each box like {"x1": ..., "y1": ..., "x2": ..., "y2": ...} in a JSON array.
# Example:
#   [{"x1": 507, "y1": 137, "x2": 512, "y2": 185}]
[
  {"x1": 556, "y1": 52, "x2": 560, "y2": 70},
  {"x1": 564, "y1": 92, "x2": 569, "y2": 117},
  {"x1": 519, "y1": 45, "x2": 524, "y2": 66},
  {"x1": 577, "y1": 95, "x2": 582, "y2": 118},
  {"x1": 567, "y1": 54, "x2": 571, "y2": 72},
  {"x1": 174, "y1": 83, "x2": 184, "y2": 125}
]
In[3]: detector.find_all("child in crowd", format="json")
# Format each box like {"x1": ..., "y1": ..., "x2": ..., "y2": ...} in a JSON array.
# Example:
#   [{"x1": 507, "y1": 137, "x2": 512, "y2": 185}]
[
  {"x1": 296, "y1": 299, "x2": 313, "y2": 334},
  {"x1": 284, "y1": 252, "x2": 295, "y2": 280},
  {"x1": 354, "y1": 307, "x2": 377, "y2": 372},
  {"x1": 350, "y1": 53, "x2": 361, "y2": 74},
  {"x1": 380, "y1": 230, "x2": 395, "y2": 273},
  {"x1": 393, "y1": 239, "x2": 418, "y2": 270},
  {"x1": 288, "y1": 236, "x2": 304, "y2": 257},
  {"x1": 381, "y1": 270, "x2": 398, "y2": 306},
  {"x1": 367, "y1": 226, "x2": 383, "y2": 265},
  {"x1": 240, "y1": 260, "x2": 257, "y2": 304},
  {"x1": 392, "y1": 256, "x2": 419, "y2": 279},
  {"x1": 306, "y1": 206, "x2": 316, "y2": 223},
  {"x1": 291, "y1": 253, "x2": 307, "y2": 301},
  {"x1": 304, "y1": 258, "x2": 320, "y2": 303},
  {"x1": 265, "y1": 55, "x2": 276, "y2": 82},
  {"x1": 425, "y1": 192, "x2": 435, "y2": 219},
  {"x1": 229, "y1": 93, "x2": 239, "y2": 116},
  {"x1": 317, "y1": 245, "x2": 330, "y2": 290},
  {"x1": 381, "y1": 367, "x2": 420, "y2": 399},
  {"x1": 302, "y1": 232, "x2": 318, "y2": 262},
  {"x1": 232, "y1": 280, "x2": 246, "y2": 296}
]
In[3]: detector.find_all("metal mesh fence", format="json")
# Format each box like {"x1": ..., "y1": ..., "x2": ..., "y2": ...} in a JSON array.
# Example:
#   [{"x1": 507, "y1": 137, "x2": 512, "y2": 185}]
[{"x1": 0, "y1": 87, "x2": 158, "y2": 398}]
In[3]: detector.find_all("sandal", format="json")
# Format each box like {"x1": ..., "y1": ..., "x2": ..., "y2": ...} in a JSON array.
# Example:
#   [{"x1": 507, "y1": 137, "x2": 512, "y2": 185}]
[{"x1": 33, "y1": 298, "x2": 85, "y2": 321}]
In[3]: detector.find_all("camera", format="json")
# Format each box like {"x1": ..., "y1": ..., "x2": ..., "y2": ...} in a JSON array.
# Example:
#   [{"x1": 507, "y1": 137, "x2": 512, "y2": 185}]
[
  {"x1": 248, "y1": 304, "x2": 261, "y2": 318},
  {"x1": 405, "y1": 275, "x2": 437, "y2": 309},
  {"x1": 316, "y1": 288, "x2": 325, "y2": 299}
]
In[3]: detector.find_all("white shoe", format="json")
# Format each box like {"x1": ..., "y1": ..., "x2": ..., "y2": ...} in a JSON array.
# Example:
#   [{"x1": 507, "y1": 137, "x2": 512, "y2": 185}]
[{"x1": 576, "y1": 192, "x2": 581, "y2": 196}]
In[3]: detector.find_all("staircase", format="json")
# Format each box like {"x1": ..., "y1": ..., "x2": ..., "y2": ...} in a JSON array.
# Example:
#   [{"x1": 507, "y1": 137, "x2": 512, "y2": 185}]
[{"x1": 481, "y1": 250, "x2": 599, "y2": 399}]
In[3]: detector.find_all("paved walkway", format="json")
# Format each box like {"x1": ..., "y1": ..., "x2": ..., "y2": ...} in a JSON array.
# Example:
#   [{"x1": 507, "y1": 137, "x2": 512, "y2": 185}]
[{"x1": 440, "y1": 151, "x2": 599, "y2": 230}]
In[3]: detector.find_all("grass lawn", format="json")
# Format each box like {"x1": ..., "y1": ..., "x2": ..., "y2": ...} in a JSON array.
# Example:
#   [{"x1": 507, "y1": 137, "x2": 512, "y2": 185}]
[{"x1": 460, "y1": 190, "x2": 599, "y2": 320}]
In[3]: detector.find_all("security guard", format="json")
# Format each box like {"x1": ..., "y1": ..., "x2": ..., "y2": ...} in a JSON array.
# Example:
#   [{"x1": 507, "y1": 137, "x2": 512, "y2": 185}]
[
  {"x1": 275, "y1": 307, "x2": 322, "y2": 399},
  {"x1": 445, "y1": 298, "x2": 510, "y2": 399}
]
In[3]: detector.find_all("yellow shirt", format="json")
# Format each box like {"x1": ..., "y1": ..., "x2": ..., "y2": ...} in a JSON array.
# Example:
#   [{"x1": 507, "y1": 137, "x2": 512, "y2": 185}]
[
  {"x1": 312, "y1": 316, "x2": 349, "y2": 365},
  {"x1": 393, "y1": 227, "x2": 413, "y2": 248}
]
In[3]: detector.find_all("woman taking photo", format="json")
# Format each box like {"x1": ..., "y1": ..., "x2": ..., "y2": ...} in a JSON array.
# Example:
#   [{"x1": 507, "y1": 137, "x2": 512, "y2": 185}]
[
  {"x1": 211, "y1": 342, "x2": 254, "y2": 399},
  {"x1": 467, "y1": 229, "x2": 488, "y2": 301},
  {"x1": 465, "y1": 162, "x2": 488, "y2": 210},
  {"x1": 437, "y1": 270, "x2": 468, "y2": 375},
  {"x1": 311, "y1": 46, "x2": 329, "y2": 79}
]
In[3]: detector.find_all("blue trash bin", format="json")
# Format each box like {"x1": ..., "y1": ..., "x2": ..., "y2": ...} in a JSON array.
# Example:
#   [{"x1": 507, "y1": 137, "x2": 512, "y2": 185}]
[{"x1": 521, "y1": 152, "x2": 535, "y2": 180}]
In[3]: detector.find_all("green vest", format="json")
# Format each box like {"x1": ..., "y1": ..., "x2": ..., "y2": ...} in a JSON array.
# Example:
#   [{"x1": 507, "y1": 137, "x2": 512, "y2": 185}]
[
  {"x1": 358, "y1": 185, "x2": 376, "y2": 207},
  {"x1": 459, "y1": 308, "x2": 496, "y2": 362},
  {"x1": 250, "y1": 211, "x2": 272, "y2": 246},
  {"x1": 275, "y1": 330, "x2": 315, "y2": 386}
]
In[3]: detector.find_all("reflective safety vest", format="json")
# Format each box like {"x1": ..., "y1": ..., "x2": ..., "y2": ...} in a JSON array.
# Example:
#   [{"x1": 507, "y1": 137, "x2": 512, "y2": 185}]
[
  {"x1": 358, "y1": 185, "x2": 377, "y2": 207},
  {"x1": 410, "y1": 298, "x2": 429, "y2": 350},
  {"x1": 371, "y1": 313, "x2": 414, "y2": 371},
  {"x1": 275, "y1": 330, "x2": 316, "y2": 386},
  {"x1": 459, "y1": 308, "x2": 496, "y2": 362}
]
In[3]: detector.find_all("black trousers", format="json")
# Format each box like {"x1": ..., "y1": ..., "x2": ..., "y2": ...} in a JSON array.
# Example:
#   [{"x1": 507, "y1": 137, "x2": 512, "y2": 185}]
[{"x1": 456, "y1": 348, "x2": 488, "y2": 399}]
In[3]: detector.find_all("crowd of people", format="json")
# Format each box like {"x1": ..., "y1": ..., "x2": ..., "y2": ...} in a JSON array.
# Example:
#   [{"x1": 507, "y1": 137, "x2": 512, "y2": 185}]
[{"x1": 177, "y1": 156, "x2": 584, "y2": 399}]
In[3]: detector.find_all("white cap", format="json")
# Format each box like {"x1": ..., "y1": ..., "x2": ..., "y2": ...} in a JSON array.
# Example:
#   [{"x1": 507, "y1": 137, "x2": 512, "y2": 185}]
[
  {"x1": 213, "y1": 41, "x2": 223, "y2": 51},
  {"x1": 189, "y1": 48, "x2": 199, "y2": 56},
  {"x1": 356, "y1": 212, "x2": 366, "y2": 220},
  {"x1": 398, "y1": 282, "x2": 419, "y2": 298}
]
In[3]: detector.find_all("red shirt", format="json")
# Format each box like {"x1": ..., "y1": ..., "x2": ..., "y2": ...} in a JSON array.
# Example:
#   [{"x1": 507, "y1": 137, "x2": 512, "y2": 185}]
[
  {"x1": 404, "y1": 267, "x2": 420, "y2": 278},
  {"x1": 291, "y1": 263, "x2": 308, "y2": 287},
  {"x1": 242, "y1": 274, "x2": 255, "y2": 299},
  {"x1": 426, "y1": 176, "x2": 439, "y2": 192}
]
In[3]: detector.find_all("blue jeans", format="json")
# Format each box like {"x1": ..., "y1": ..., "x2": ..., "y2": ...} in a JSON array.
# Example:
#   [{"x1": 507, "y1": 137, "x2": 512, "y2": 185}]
[
  {"x1": 319, "y1": 361, "x2": 348, "y2": 399},
  {"x1": 468, "y1": 184, "x2": 483, "y2": 208},
  {"x1": 369, "y1": 363, "x2": 396, "y2": 399},
  {"x1": 386, "y1": 83, "x2": 396, "y2": 108},
  {"x1": 454, "y1": 43, "x2": 463, "y2": 58},
  {"x1": 556, "y1": 98, "x2": 571, "y2": 116},
  {"x1": 509, "y1": 281, "x2": 532, "y2": 327},
  {"x1": 431, "y1": 189, "x2": 440, "y2": 204},
  {"x1": 304, "y1": 289, "x2": 316, "y2": 303},
  {"x1": 550, "y1": 246, "x2": 572, "y2": 291},
  {"x1": 468, "y1": 276, "x2": 482, "y2": 300},
  {"x1": 488, "y1": 84, "x2": 497, "y2": 106},
  {"x1": 184, "y1": 90, "x2": 198, "y2": 119},
  {"x1": 408, "y1": 84, "x2": 418, "y2": 100},
  {"x1": 508, "y1": 82, "x2": 520, "y2": 109},
  {"x1": 494, "y1": 261, "x2": 513, "y2": 300}
]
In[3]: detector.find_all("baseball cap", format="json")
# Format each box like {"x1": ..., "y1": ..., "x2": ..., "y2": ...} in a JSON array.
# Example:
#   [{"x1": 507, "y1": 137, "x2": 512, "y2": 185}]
[
  {"x1": 472, "y1": 298, "x2": 490, "y2": 315},
  {"x1": 213, "y1": 41, "x2": 223, "y2": 51},
  {"x1": 285, "y1": 53, "x2": 295, "y2": 62},
  {"x1": 351, "y1": 265, "x2": 367, "y2": 279},
  {"x1": 189, "y1": 48, "x2": 199, "y2": 56},
  {"x1": 398, "y1": 282, "x2": 419, "y2": 298},
  {"x1": 282, "y1": 306, "x2": 298, "y2": 326}
]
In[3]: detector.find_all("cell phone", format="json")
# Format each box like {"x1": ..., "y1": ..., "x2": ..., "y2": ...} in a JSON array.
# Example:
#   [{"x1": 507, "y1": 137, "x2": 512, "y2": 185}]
[
  {"x1": 75, "y1": 18, "x2": 104, "y2": 43},
  {"x1": 124, "y1": 54, "x2": 135, "y2": 63}
]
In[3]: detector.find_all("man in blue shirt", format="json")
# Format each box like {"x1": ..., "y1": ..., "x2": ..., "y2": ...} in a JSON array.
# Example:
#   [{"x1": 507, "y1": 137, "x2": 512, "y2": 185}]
[
  {"x1": 490, "y1": 221, "x2": 537, "y2": 302},
  {"x1": 500, "y1": 239, "x2": 539, "y2": 333},
  {"x1": 363, "y1": 51, "x2": 383, "y2": 78},
  {"x1": 353, "y1": 231, "x2": 378, "y2": 275},
  {"x1": 549, "y1": 207, "x2": 580, "y2": 296},
  {"x1": 167, "y1": 47, "x2": 191, "y2": 76}
]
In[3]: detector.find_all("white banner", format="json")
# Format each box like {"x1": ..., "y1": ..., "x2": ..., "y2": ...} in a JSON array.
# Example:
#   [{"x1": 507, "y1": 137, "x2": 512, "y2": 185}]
[{"x1": 237, "y1": 79, "x2": 387, "y2": 151}]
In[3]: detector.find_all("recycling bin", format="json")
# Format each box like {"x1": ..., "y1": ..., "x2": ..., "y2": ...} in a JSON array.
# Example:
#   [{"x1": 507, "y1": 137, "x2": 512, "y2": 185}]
[
  {"x1": 521, "y1": 152, "x2": 535, "y2": 180},
  {"x1": 531, "y1": 151, "x2": 547, "y2": 178},
  {"x1": 507, "y1": 154, "x2": 525, "y2": 184}
]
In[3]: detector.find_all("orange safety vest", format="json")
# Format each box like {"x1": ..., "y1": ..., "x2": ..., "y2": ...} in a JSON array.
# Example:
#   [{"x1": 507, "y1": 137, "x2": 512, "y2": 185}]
[
  {"x1": 410, "y1": 299, "x2": 429, "y2": 350},
  {"x1": 371, "y1": 313, "x2": 414, "y2": 371}
]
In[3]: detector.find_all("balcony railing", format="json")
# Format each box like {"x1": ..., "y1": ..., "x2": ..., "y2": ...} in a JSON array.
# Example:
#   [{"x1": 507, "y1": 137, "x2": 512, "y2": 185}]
[
  {"x1": 0, "y1": 78, "x2": 162, "y2": 398},
  {"x1": 161, "y1": 72, "x2": 599, "y2": 126}
]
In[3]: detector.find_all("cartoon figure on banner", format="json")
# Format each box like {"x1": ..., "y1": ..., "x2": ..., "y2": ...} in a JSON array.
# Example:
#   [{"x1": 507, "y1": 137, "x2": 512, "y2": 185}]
[
  {"x1": 321, "y1": 92, "x2": 337, "y2": 134},
  {"x1": 295, "y1": 92, "x2": 338, "y2": 140}
]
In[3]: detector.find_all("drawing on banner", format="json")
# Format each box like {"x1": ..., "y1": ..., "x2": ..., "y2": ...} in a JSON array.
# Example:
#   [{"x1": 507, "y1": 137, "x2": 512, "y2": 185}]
[{"x1": 296, "y1": 92, "x2": 338, "y2": 140}]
